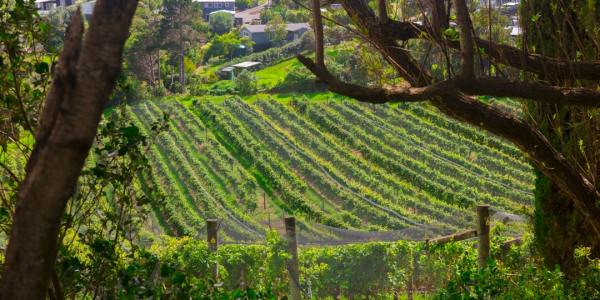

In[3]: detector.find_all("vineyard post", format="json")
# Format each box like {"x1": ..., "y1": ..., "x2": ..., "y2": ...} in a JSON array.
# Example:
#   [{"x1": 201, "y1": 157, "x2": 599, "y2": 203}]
[
  {"x1": 284, "y1": 217, "x2": 301, "y2": 300},
  {"x1": 407, "y1": 247, "x2": 419, "y2": 300},
  {"x1": 207, "y1": 219, "x2": 219, "y2": 282},
  {"x1": 477, "y1": 205, "x2": 490, "y2": 269}
]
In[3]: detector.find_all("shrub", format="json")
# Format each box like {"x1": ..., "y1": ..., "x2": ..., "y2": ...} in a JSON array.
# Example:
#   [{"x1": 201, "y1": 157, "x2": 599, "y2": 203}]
[
  {"x1": 209, "y1": 11, "x2": 234, "y2": 35},
  {"x1": 235, "y1": 69, "x2": 257, "y2": 95},
  {"x1": 275, "y1": 66, "x2": 323, "y2": 93}
]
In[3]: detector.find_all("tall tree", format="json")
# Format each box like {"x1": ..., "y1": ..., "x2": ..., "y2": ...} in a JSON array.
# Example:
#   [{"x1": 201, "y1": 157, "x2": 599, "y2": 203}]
[
  {"x1": 0, "y1": 1, "x2": 138, "y2": 298},
  {"x1": 209, "y1": 11, "x2": 234, "y2": 35},
  {"x1": 125, "y1": 0, "x2": 164, "y2": 87},
  {"x1": 159, "y1": 0, "x2": 205, "y2": 89},
  {"x1": 266, "y1": 14, "x2": 288, "y2": 46},
  {"x1": 300, "y1": 0, "x2": 600, "y2": 274},
  {"x1": 520, "y1": 0, "x2": 600, "y2": 275}
]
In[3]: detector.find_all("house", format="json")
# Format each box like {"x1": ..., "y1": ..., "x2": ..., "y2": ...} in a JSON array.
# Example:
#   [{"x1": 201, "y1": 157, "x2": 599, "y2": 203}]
[
  {"x1": 35, "y1": 0, "x2": 75, "y2": 15},
  {"x1": 500, "y1": 1, "x2": 519, "y2": 15},
  {"x1": 480, "y1": 0, "x2": 519, "y2": 8},
  {"x1": 209, "y1": 10, "x2": 235, "y2": 17},
  {"x1": 234, "y1": 3, "x2": 266, "y2": 26},
  {"x1": 194, "y1": 0, "x2": 235, "y2": 20},
  {"x1": 81, "y1": 1, "x2": 96, "y2": 19},
  {"x1": 240, "y1": 23, "x2": 310, "y2": 51},
  {"x1": 218, "y1": 61, "x2": 261, "y2": 79}
]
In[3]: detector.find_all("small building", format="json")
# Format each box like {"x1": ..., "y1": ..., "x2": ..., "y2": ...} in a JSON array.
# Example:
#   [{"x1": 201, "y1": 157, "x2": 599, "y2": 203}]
[
  {"x1": 81, "y1": 0, "x2": 96, "y2": 19},
  {"x1": 218, "y1": 61, "x2": 261, "y2": 79},
  {"x1": 209, "y1": 9, "x2": 235, "y2": 17},
  {"x1": 240, "y1": 23, "x2": 310, "y2": 51},
  {"x1": 234, "y1": 3, "x2": 266, "y2": 26},
  {"x1": 194, "y1": 0, "x2": 235, "y2": 20},
  {"x1": 35, "y1": 0, "x2": 75, "y2": 15}
]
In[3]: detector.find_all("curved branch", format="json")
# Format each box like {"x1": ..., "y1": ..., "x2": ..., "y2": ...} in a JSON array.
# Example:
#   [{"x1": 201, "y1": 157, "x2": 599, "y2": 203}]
[
  {"x1": 453, "y1": 0, "x2": 474, "y2": 78},
  {"x1": 458, "y1": 78, "x2": 600, "y2": 107},
  {"x1": 311, "y1": 0, "x2": 324, "y2": 68},
  {"x1": 298, "y1": 55, "x2": 451, "y2": 102},
  {"x1": 383, "y1": 20, "x2": 600, "y2": 81},
  {"x1": 300, "y1": 55, "x2": 600, "y2": 107}
]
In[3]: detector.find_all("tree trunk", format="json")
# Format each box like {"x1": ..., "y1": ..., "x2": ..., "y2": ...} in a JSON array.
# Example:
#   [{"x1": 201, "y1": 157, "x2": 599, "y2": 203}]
[
  {"x1": 0, "y1": 2, "x2": 137, "y2": 298},
  {"x1": 522, "y1": 0, "x2": 600, "y2": 275},
  {"x1": 180, "y1": 48, "x2": 185, "y2": 85},
  {"x1": 169, "y1": 64, "x2": 175, "y2": 90},
  {"x1": 157, "y1": 49, "x2": 161, "y2": 86}
]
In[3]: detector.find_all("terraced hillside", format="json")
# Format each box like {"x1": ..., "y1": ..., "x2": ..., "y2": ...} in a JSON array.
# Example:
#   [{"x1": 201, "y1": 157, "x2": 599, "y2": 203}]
[{"x1": 127, "y1": 98, "x2": 534, "y2": 243}]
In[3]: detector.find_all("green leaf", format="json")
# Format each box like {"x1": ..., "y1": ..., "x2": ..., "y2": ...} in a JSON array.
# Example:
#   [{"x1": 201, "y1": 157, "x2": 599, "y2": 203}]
[
  {"x1": 34, "y1": 62, "x2": 49, "y2": 74},
  {"x1": 120, "y1": 125, "x2": 140, "y2": 139},
  {"x1": 531, "y1": 13, "x2": 542, "y2": 22},
  {"x1": 0, "y1": 207, "x2": 9, "y2": 222},
  {"x1": 443, "y1": 27, "x2": 460, "y2": 41}
]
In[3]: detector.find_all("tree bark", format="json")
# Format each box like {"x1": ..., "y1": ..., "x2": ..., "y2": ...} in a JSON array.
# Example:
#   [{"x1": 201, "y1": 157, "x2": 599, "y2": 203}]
[
  {"x1": 521, "y1": 0, "x2": 600, "y2": 274},
  {"x1": 0, "y1": 1, "x2": 138, "y2": 299}
]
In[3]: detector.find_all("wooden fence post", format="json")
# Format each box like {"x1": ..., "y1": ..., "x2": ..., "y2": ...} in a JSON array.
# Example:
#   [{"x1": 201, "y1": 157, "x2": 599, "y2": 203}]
[
  {"x1": 477, "y1": 205, "x2": 490, "y2": 269},
  {"x1": 207, "y1": 219, "x2": 219, "y2": 282},
  {"x1": 284, "y1": 217, "x2": 301, "y2": 300}
]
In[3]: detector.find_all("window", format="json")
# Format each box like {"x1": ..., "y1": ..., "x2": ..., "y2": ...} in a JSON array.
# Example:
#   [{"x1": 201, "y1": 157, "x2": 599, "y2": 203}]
[
  {"x1": 216, "y1": 3, "x2": 222, "y2": 8},
  {"x1": 205, "y1": 3, "x2": 211, "y2": 8}
]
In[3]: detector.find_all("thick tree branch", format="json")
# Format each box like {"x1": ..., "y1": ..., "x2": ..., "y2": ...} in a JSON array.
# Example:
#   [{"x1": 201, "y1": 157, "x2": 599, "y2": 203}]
[
  {"x1": 383, "y1": 19, "x2": 600, "y2": 81},
  {"x1": 458, "y1": 78, "x2": 600, "y2": 106},
  {"x1": 300, "y1": 54, "x2": 600, "y2": 106},
  {"x1": 298, "y1": 55, "x2": 451, "y2": 102},
  {"x1": 311, "y1": 0, "x2": 324, "y2": 69},
  {"x1": 0, "y1": 1, "x2": 138, "y2": 298},
  {"x1": 453, "y1": 0, "x2": 474, "y2": 78},
  {"x1": 428, "y1": 0, "x2": 449, "y2": 35},
  {"x1": 377, "y1": 0, "x2": 388, "y2": 23}
]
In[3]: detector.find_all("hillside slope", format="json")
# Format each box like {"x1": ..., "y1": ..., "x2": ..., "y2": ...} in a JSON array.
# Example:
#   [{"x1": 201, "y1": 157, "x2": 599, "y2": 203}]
[{"x1": 128, "y1": 97, "x2": 533, "y2": 242}]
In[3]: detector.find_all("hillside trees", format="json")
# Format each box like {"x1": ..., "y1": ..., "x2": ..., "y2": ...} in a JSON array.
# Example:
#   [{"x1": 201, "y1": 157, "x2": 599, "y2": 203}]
[
  {"x1": 0, "y1": 1, "x2": 138, "y2": 298},
  {"x1": 125, "y1": 0, "x2": 164, "y2": 88},
  {"x1": 299, "y1": 0, "x2": 600, "y2": 274},
  {"x1": 158, "y1": 0, "x2": 206, "y2": 90},
  {"x1": 203, "y1": 31, "x2": 253, "y2": 61},
  {"x1": 209, "y1": 11, "x2": 234, "y2": 35},
  {"x1": 520, "y1": 0, "x2": 600, "y2": 275},
  {"x1": 266, "y1": 15, "x2": 288, "y2": 46},
  {"x1": 236, "y1": 69, "x2": 258, "y2": 95}
]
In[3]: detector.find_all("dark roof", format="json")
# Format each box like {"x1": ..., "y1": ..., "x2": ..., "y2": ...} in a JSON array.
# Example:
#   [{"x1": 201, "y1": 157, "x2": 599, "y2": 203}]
[{"x1": 241, "y1": 23, "x2": 310, "y2": 33}]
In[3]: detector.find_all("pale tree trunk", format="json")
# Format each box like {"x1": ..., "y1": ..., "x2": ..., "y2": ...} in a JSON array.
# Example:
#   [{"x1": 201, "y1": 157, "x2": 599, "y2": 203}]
[
  {"x1": 180, "y1": 48, "x2": 185, "y2": 85},
  {"x1": 157, "y1": 49, "x2": 161, "y2": 86},
  {"x1": 0, "y1": 2, "x2": 138, "y2": 299}
]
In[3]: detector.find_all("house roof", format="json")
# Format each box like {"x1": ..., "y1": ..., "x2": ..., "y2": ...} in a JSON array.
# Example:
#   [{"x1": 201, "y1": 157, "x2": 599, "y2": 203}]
[
  {"x1": 209, "y1": 10, "x2": 235, "y2": 15},
  {"x1": 194, "y1": 0, "x2": 234, "y2": 2},
  {"x1": 235, "y1": 3, "x2": 266, "y2": 23},
  {"x1": 232, "y1": 61, "x2": 261, "y2": 68},
  {"x1": 241, "y1": 23, "x2": 310, "y2": 33}
]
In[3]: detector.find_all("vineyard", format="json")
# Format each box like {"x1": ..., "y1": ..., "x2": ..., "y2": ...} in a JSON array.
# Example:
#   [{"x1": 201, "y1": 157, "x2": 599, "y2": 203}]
[{"x1": 125, "y1": 97, "x2": 533, "y2": 243}]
